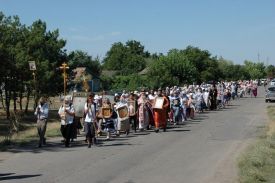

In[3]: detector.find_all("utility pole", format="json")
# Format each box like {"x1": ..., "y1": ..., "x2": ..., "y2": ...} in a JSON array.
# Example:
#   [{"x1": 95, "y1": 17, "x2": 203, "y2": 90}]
[{"x1": 29, "y1": 61, "x2": 37, "y2": 109}]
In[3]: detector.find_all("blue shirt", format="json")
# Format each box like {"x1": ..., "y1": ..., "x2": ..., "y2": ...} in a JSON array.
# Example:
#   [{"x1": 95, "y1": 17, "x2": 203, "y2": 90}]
[{"x1": 35, "y1": 103, "x2": 49, "y2": 120}]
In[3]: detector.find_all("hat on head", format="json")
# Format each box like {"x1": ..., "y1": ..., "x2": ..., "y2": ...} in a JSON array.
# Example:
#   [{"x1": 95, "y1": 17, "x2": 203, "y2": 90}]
[
  {"x1": 39, "y1": 97, "x2": 46, "y2": 103},
  {"x1": 65, "y1": 95, "x2": 72, "y2": 101}
]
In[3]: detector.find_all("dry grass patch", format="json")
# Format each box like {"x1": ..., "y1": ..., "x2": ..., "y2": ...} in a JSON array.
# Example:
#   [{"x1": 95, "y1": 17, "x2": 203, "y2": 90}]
[
  {"x1": 0, "y1": 110, "x2": 61, "y2": 150},
  {"x1": 238, "y1": 106, "x2": 275, "y2": 183}
]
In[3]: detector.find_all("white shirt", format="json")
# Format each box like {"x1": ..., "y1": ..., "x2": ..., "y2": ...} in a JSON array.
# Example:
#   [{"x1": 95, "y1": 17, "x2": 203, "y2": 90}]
[
  {"x1": 84, "y1": 102, "x2": 97, "y2": 123},
  {"x1": 58, "y1": 104, "x2": 75, "y2": 125},
  {"x1": 148, "y1": 94, "x2": 156, "y2": 100}
]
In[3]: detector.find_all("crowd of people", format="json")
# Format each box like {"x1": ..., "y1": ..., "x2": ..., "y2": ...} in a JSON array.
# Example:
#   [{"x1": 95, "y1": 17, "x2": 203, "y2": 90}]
[{"x1": 34, "y1": 80, "x2": 259, "y2": 148}]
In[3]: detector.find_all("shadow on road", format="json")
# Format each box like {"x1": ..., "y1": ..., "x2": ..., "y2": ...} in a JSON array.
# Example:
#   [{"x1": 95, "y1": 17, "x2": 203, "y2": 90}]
[
  {"x1": 166, "y1": 129, "x2": 191, "y2": 132},
  {"x1": 99, "y1": 143, "x2": 135, "y2": 147},
  {"x1": 0, "y1": 173, "x2": 41, "y2": 181}
]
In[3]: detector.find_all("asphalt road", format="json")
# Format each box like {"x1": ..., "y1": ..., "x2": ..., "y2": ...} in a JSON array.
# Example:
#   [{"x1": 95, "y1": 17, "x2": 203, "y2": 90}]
[{"x1": 0, "y1": 87, "x2": 270, "y2": 183}]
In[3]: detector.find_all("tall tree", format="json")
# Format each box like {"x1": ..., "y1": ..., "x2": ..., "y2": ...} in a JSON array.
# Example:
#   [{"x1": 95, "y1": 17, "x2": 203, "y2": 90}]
[
  {"x1": 0, "y1": 12, "x2": 66, "y2": 117},
  {"x1": 102, "y1": 40, "x2": 147, "y2": 75},
  {"x1": 177, "y1": 46, "x2": 224, "y2": 83},
  {"x1": 244, "y1": 60, "x2": 265, "y2": 79},
  {"x1": 266, "y1": 65, "x2": 275, "y2": 79},
  {"x1": 148, "y1": 49, "x2": 197, "y2": 88},
  {"x1": 68, "y1": 50, "x2": 101, "y2": 76},
  {"x1": 26, "y1": 20, "x2": 66, "y2": 99}
]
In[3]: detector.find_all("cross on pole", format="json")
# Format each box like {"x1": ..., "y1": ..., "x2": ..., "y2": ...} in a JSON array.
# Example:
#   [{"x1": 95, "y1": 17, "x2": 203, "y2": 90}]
[{"x1": 59, "y1": 62, "x2": 69, "y2": 96}]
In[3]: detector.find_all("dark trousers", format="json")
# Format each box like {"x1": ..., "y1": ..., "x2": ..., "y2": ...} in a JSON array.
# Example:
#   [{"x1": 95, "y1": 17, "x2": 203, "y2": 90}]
[
  {"x1": 129, "y1": 116, "x2": 137, "y2": 132},
  {"x1": 71, "y1": 117, "x2": 79, "y2": 139},
  {"x1": 63, "y1": 124, "x2": 73, "y2": 147},
  {"x1": 84, "y1": 122, "x2": 96, "y2": 145},
  {"x1": 37, "y1": 119, "x2": 47, "y2": 146},
  {"x1": 186, "y1": 108, "x2": 191, "y2": 118},
  {"x1": 84, "y1": 122, "x2": 95, "y2": 139},
  {"x1": 60, "y1": 125, "x2": 66, "y2": 139}
]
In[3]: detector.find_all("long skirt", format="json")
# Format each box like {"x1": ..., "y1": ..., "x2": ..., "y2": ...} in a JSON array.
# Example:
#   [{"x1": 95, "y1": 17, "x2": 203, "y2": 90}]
[
  {"x1": 138, "y1": 108, "x2": 149, "y2": 129},
  {"x1": 153, "y1": 109, "x2": 167, "y2": 129},
  {"x1": 252, "y1": 88, "x2": 257, "y2": 97}
]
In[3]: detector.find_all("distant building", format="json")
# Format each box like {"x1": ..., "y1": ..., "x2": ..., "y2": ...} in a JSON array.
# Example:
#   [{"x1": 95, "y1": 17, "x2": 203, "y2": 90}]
[
  {"x1": 101, "y1": 70, "x2": 118, "y2": 78},
  {"x1": 71, "y1": 67, "x2": 100, "y2": 92},
  {"x1": 138, "y1": 67, "x2": 149, "y2": 75}
]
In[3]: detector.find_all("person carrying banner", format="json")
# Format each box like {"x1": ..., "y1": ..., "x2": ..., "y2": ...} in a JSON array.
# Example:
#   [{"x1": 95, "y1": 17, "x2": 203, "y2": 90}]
[{"x1": 153, "y1": 88, "x2": 169, "y2": 132}]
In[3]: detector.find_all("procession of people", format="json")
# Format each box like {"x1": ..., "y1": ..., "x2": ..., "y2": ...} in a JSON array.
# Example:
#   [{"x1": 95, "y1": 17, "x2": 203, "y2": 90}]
[{"x1": 35, "y1": 80, "x2": 259, "y2": 148}]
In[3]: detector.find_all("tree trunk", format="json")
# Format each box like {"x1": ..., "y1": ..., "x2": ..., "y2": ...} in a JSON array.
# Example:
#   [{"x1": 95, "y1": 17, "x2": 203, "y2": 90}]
[
  {"x1": 19, "y1": 78, "x2": 23, "y2": 111},
  {"x1": 0, "y1": 89, "x2": 5, "y2": 110},
  {"x1": 19, "y1": 90, "x2": 23, "y2": 111},
  {"x1": 5, "y1": 80, "x2": 11, "y2": 119},
  {"x1": 24, "y1": 88, "x2": 30, "y2": 113},
  {"x1": 13, "y1": 91, "x2": 17, "y2": 111}
]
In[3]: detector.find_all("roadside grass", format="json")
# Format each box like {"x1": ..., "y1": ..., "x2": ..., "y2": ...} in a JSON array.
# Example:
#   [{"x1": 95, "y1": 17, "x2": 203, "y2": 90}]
[
  {"x1": 238, "y1": 106, "x2": 275, "y2": 183},
  {"x1": 0, "y1": 110, "x2": 61, "y2": 151}
]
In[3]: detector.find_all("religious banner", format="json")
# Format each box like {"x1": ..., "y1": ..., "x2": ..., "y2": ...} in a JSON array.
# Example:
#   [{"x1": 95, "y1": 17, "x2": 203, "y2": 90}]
[
  {"x1": 153, "y1": 97, "x2": 164, "y2": 109},
  {"x1": 117, "y1": 105, "x2": 128, "y2": 118},
  {"x1": 101, "y1": 107, "x2": 112, "y2": 118},
  {"x1": 73, "y1": 92, "x2": 88, "y2": 117},
  {"x1": 128, "y1": 101, "x2": 136, "y2": 116}
]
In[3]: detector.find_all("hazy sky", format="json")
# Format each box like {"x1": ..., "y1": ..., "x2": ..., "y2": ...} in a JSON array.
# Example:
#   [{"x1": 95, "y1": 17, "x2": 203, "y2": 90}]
[{"x1": 1, "y1": 0, "x2": 275, "y2": 64}]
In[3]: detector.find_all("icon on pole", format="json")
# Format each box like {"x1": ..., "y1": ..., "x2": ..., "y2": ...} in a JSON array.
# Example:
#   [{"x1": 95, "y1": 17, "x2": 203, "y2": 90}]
[{"x1": 29, "y1": 61, "x2": 36, "y2": 71}]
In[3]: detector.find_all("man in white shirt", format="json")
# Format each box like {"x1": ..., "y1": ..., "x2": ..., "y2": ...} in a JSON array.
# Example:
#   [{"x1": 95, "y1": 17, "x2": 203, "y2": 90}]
[
  {"x1": 84, "y1": 93, "x2": 98, "y2": 148},
  {"x1": 34, "y1": 97, "x2": 49, "y2": 148},
  {"x1": 58, "y1": 95, "x2": 75, "y2": 147}
]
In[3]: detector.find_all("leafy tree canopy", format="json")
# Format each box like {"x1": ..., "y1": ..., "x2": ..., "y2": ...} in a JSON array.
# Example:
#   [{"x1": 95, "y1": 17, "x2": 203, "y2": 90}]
[
  {"x1": 68, "y1": 50, "x2": 102, "y2": 76},
  {"x1": 244, "y1": 60, "x2": 265, "y2": 79},
  {"x1": 102, "y1": 40, "x2": 148, "y2": 75},
  {"x1": 148, "y1": 49, "x2": 197, "y2": 88}
]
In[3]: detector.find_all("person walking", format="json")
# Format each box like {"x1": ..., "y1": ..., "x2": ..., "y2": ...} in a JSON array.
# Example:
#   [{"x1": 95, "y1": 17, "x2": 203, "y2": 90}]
[
  {"x1": 34, "y1": 97, "x2": 49, "y2": 148},
  {"x1": 84, "y1": 93, "x2": 98, "y2": 148},
  {"x1": 153, "y1": 88, "x2": 169, "y2": 132},
  {"x1": 58, "y1": 95, "x2": 75, "y2": 147},
  {"x1": 128, "y1": 93, "x2": 138, "y2": 132},
  {"x1": 137, "y1": 89, "x2": 150, "y2": 131}
]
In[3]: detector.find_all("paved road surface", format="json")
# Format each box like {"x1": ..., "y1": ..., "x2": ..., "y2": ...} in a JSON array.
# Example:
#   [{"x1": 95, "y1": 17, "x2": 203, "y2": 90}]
[{"x1": 0, "y1": 87, "x2": 270, "y2": 183}]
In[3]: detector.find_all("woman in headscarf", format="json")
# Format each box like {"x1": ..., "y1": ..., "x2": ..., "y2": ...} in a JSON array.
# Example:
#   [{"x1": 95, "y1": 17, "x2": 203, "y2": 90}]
[{"x1": 137, "y1": 89, "x2": 150, "y2": 131}]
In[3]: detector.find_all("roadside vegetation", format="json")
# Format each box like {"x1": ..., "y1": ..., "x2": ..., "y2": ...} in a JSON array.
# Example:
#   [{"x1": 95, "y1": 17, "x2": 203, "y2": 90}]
[
  {"x1": 238, "y1": 106, "x2": 275, "y2": 183},
  {"x1": 0, "y1": 109, "x2": 61, "y2": 151}
]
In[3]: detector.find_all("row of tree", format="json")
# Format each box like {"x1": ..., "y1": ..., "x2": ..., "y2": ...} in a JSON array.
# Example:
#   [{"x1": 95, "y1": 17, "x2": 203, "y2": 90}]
[
  {"x1": 0, "y1": 12, "x2": 103, "y2": 118},
  {"x1": 102, "y1": 43, "x2": 273, "y2": 90},
  {"x1": 0, "y1": 12, "x2": 274, "y2": 118},
  {"x1": 0, "y1": 13, "x2": 66, "y2": 118}
]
